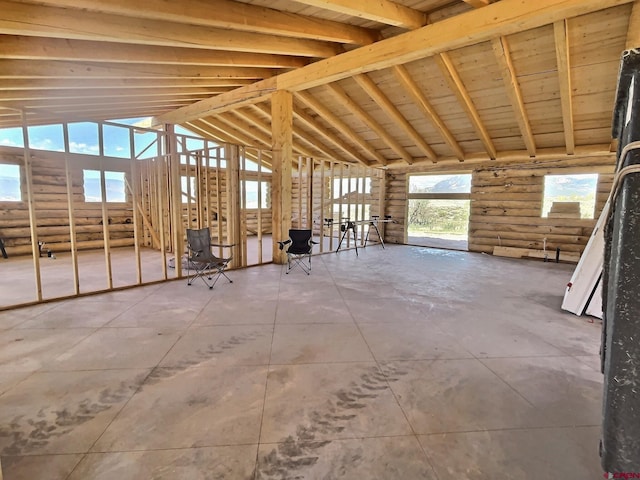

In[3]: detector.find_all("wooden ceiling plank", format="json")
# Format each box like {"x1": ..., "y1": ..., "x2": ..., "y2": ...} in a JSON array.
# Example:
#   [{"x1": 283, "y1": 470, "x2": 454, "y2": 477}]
[
  {"x1": 13, "y1": 0, "x2": 378, "y2": 45},
  {"x1": 291, "y1": 105, "x2": 370, "y2": 165},
  {"x1": 292, "y1": 0, "x2": 426, "y2": 29},
  {"x1": 157, "y1": 0, "x2": 632, "y2": 125},
  {"x1": 0, "y1": 0, "x2": 340, "y2": 58},
  {"x1": 0, "y1": 59, "x2": 275, "y2": 80},
  {"x1": 0, "y1": 35, "x2": 309, "y2": 69},
  {"x1": 354, "y1": 72, "x2": 437, "y2": 161},
  {"x1": 491, "y1": 36, "x2": 536, "y2": 156},
  {"x1": 0, "y1": 78, "x2": 254, "y2": 90},
  {"x1": 553, "y1": 20, "x2": 575, "y2": 155},
  {"x1": 295, "y1": 90, "x2": 387, "y2": 166},
  {"x1": 626, "y1": 0, "x2": 640, "y2": 48},
  {"x1": 327, "y1": 82, "x2": 411, "y2": 164},
  {"x1": 0, "y1": 87, "x2": 228, "y2": 101},
  {"x1": 390, "y1": 66, "x2": 462, "y2": 160}
]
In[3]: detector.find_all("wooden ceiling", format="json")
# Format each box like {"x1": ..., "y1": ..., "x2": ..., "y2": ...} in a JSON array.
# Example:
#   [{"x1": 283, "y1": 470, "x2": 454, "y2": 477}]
[{"x1": 1, "y1": 0, "x2": 638, "y2": 167}]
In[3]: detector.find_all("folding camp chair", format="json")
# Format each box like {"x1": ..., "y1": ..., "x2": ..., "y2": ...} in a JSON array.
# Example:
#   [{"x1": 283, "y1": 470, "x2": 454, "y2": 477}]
[
  {"x1": 278, "y1": 229, "x2": 317, "y2": 275},
  {"x1": 185, "y1": 228, "x2": 233, "y2": 289}
]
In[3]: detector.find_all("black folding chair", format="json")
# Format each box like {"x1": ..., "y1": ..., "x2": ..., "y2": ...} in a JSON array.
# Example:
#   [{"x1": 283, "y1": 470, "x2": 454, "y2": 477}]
[
  {"x1": 278, "y1": 229, "x2": 317, "y2": 275},
  {"x1": 185, "y1": 228, "x2": 233, "y2": 289}
]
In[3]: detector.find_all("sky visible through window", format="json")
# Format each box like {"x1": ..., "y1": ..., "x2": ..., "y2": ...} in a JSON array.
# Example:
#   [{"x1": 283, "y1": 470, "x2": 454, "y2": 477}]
[{"x1": 0, "y1": 118, "x2": 208, "y2": 157}]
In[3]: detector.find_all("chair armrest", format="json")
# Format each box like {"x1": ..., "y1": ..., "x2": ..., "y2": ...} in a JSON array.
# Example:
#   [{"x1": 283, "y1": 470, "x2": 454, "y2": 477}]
[
  {"x1": 310, "y1": 240, "x2": 319, "y2": 245},
  {"x1": 277, "y1": 239, "x2": 292, "y2": 250}
]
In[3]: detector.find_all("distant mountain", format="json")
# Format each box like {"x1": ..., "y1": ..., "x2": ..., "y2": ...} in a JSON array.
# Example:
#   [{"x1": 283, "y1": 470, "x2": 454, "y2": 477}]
[
  {"x1": 545, "y1": 176, "x2": 597, "y2": 198},
  {"x1": 431, "y1": 175, "x2": 471, "y2": 193}
]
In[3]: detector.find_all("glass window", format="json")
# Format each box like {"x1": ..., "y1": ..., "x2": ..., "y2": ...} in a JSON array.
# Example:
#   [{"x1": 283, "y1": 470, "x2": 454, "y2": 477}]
[
  {"x1": 244, "y1": 180, "x2": 270, "y2": 209},
  {"x1": 84, "y1": 170, "x2": 126, "y2": 202},
  {"x1": 181, "y1": 176, "x2": 197, "y2": 203},
  {"x1": 542, "y1": 174, "x2": 598, "y2": 219},
  {"x1": 28, "y1": 124, "x2": 64, "y2": 152},
  {"x1": 409, "y1": 174, "x2": 471, "y2": 194},
  {"x1": 0, "y1": 164, "x2": 21, "y2": 201}
]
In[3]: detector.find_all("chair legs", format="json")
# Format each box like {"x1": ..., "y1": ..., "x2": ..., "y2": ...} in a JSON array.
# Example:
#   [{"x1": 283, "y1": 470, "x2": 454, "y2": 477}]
[
  {"x1": 187, "y1": 262, "x2": 233, "y2": 289},
  {"x1": 286, "y1": 253, "x2": 311, "y2": 275}
]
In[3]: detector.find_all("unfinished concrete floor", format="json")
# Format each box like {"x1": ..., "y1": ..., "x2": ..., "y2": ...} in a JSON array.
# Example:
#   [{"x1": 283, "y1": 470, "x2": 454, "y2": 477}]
[{"x1": 0, "y1": 245, "x2": 604, "y2": 479}]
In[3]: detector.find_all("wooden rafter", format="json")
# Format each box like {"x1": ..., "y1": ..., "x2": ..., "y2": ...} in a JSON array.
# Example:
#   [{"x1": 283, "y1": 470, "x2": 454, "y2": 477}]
[
  {"x1": 491, "y1": 36, "x2": 536, "y2": 156},
  {"x1": 14, "y1": 0, "x2": 378, "y2": 45},
  {"x1": 295, "y1": 91, "x2": 387, "y2": 166},
  {"x1": 327, "y1": 82, "x2": 411, "y2": 164},
  {"x1": 0, "y1": 35, "x2": 309, "y2": 69},
  {"x1": 0, "y1": 87, "x2": 227, "y2": 102},
  {"x1": 462, "y1": 0, "x2": 490, "y2": 8},
  {"x1": 291, "y1": 104, "x2": 370, "y2": 166},
  {"x1": 0, "y1": 78, "x2": 254, "y2": 91},
  {"x1": 292, "y1": 0, "x2": 426, "y2": 29},
  {"x1": 157, "y1": 0, "x2": 633, "y2": 125},
  {"x1": 354, "y1": 73, "x2": 436, "y2": 161},
  {"x1": 553, "y1": 20, "x2": 575, "y2": 155},
  {"x1": 0, "y1": 60, "x2": 275, "y2": 80},
  {"x1": 218, "y1": 112, "x2": 280, "y2": 151},
  {"x1": 0, "y1": 1, "x2": 341, "y2": 58},
  {"x1": 204, "y1": 115, "x2": 270, "y2": 149},
  {"x1": 230, "y1": 108, "x2": 318, "y2": 158},
  {"x1": 251, "y1": 103, "x2": 354, "y2": 164},
  {"x1": 430, "y1": 54, "x2": 497, "y2": 158},
  {"x1": 391, "y1": 66, "x2": 463, "y2": 161}
]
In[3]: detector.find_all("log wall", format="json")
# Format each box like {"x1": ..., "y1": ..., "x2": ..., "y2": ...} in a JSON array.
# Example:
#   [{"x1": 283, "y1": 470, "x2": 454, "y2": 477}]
[
  {"x1": 384, "y1": 154, "x2": 616, "y2": 255},
  {"x1": 0, "y1": 149, "x2": 135, "y2": 257}
]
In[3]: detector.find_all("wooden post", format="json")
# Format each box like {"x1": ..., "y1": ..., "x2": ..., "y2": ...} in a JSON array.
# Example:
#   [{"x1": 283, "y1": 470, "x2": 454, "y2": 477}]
[
  {"x1": 98, "y1": 123, "x2": 113, "y2": 290},
  {"x1": 62, "y1": 124, "x2": 80, "y2": 294},
  {"x1": 227, "y1": 144, "x2": 243, "y2": 267},
  {"x1": 20, "y1": 111, "x2": 42, "y2": 301},
  {"x1": 257, "y1": 149, "x2": 263, "y2": 264},
  {"x1": 166, "y1": 125, "x2": 183, "y2": 278},
  {"x1": 271, "y1": 90, "x2": 293, "y2": 264},
  {"x1": 215, "y1": 147, "x2": 223, "y2": 251},
  {"x1": 128, "y1": 129, "x2": 142, "y2": 285},
  {"x1": 319, "y1": 159, "x2": 325, "y2": 252},
  {"x1": 306, "y1": 157, "x2": 313, "y2": 229}
]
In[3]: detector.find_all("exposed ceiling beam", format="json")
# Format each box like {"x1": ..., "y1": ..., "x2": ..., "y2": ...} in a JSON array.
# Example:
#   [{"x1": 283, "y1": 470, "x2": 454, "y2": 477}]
[
  {"x1": 553, "y1": 20, "x2": 575, "y2": 155},
  {"x1": 0, "y1": 87, "x2": 228, "y2": 102},
  {"x1": 230, "y1": 108, "x2": 319, "y2": 158},
  {"x1": 462, "y1": 0, "x2": 491, "y2": 8},
  {"x1": 0, "y1": 0, "x2": 341, "y2": 58},
  {"x1": 354, "y1": 73, "x2": 436, "y2": 161},
  {"x1": 292, "y1": 0, "x2": 426, "y2": 29},
  {"x1": 246, "y1": 104, "x2": 346, "y2": 162},
  {"x1": 0, "y1": 60, "x2": 275, "y2": 80},
  {"x1": 13, "y1": 0, "x2": 378, "y2": 45},
  {"x1": 201, "y1": 116, "x2": 269, "y2": 149},
  {"x1": 295, "y1": 91, "x2": 387, "y2": 166},
  {"x1": 156, "y1": 0, "x2": 632, "y2": 125},
  {"x1": 290, "y1": 104, "x2": 370, "y2": 166},
  {"x1": 327, "y1": 82, "x2": 410, "y2": 164},
  {"x1": 0, "y1": 35, "x2": 309, "y2": 69},
  {"x1": 392, "y1": 65, "x2": 464, "y2": 161},
  {"x1": 0, "y1": 78, "x2": 254, "y2": 91},
  {"x1": 217, "y1": 112, "x2": 276, "y2": 150},
  {"x1": 432, "y1": 54, "x2": 496, "y2": 158},
  {"x1": 491, "y1": 36, "x2": 536, "y2": 157}
]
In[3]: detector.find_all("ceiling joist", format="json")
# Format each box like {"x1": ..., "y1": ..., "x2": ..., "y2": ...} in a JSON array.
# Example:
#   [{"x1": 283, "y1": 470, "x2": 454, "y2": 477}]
[
  {"x1": 0, "y1": 0, "x2": 341, "y2": 58},
  {"x1": 354, "y1": 73, "x2": 436, "y2": 161},
  {"x1": 391, "y1": 66, "x2": 463, "y2": 161},
  {"x1": 156, "y1": 0, "x2": 633, "y2": 126},
  {"x1": 491, "y1": 36, "x2": 536, "y2": 157},
  {"x1": 553, "y1": 20, "x2": 575, "y2": 155},
  {"x1": 295, "y1": 90, "x2": 387, "y2": 166}
]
